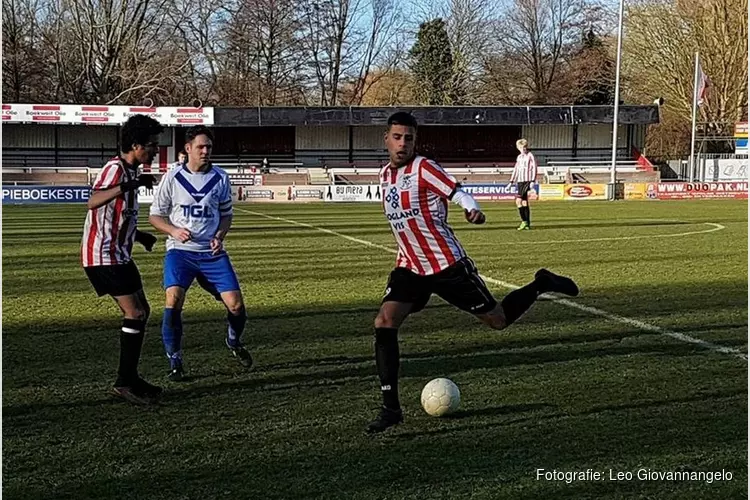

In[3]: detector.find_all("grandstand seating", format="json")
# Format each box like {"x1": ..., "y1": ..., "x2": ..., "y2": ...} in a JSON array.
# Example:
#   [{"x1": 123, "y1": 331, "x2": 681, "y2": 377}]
[{"x1": 262, "y1": 173, "x2": 309, "y2": 185}]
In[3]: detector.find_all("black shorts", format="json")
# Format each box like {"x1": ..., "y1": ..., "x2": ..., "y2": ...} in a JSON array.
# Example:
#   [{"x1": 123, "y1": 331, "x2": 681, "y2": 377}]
[
  {"x1": 84, "y1": 260, "x2": 143, "y2": 297},
  {"x1": 516, "y1": 182, "x2": 532, "y2": 201},
  {"x1": 382, "y1": 258, "x2": 497, "y2": 315}
]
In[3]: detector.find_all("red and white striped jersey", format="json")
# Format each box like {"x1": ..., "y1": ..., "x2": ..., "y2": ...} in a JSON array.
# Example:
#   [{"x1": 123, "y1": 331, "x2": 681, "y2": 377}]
[
  {"x1": 380, "y1": 156, "x2": 467, "y2": 276},
  {"x1": 81, "y1": 157, "x2": 139, "y2": 267},
  {"x1": 510, "y1": 152, "x2": 537, "y2": 183}
]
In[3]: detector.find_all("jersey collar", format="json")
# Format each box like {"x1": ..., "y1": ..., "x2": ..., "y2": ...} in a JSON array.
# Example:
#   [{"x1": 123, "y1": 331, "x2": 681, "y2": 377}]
[{"x1": 182, "y1": 163, "x2": 214, "y2": 174}]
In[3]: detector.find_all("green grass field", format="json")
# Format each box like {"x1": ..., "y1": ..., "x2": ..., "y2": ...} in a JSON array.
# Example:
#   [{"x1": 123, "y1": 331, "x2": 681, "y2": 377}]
[{"x1": 3, "y1": 200, "x2": 748, "y2": 499}]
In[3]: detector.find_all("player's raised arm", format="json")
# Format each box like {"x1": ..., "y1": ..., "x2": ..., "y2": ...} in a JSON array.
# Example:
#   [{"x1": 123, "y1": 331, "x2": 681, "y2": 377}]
[
  {"x1": 451, "y1": 189, "x2": 485, "y2": 224},
  {"x1": 421, "y1": 159, "x2": 458, "y2": 199},
  {"x1": 87, "y1": 164, "x2": 154, "y2": 210},
  {"x1": 421, "y1": 159, "x2": 486, "y2": 224}
]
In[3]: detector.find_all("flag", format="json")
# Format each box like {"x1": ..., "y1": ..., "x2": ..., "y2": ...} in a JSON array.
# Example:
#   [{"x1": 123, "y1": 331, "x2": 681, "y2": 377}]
[{"x1": 697, "y1": 58, "x2": 710, "y2": 106}]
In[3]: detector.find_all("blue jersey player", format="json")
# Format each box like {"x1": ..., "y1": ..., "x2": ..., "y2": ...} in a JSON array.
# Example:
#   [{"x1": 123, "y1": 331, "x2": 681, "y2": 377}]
[{"x1": 149, "y1": 126, "x2": 252, "y2": 380}]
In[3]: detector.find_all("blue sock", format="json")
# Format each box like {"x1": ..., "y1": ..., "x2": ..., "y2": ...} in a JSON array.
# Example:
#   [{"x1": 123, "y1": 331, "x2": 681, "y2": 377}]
[
  {"x1": 227, "y1": 306, "x2": 246, "y2": 347},
  {"x1": 162, "y1": 308, "x2": 183, "y2": 368}
]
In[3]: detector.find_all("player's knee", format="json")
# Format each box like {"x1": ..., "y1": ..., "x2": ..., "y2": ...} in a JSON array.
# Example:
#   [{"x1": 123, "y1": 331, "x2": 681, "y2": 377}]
[
  {"x1": 165, "y1": 289, "x2": 185, "y2": 309},
  {"x1": 223, "y1": 293, "x2": 244, "y2": 316},
  {"x1": 227, "y1": 302, "x2": 245, "y2": 317},
  {"x1": 123, "y1": 306, "x2": 148, "y2": 322},
  {"x1": 374, "y1": 313, "x2": 397, "y2": 329}
]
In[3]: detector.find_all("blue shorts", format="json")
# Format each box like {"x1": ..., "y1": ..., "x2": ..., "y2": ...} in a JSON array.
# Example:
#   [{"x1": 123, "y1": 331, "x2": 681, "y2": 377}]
[{"x1": 163, "y1": 249, "x2": 240, "y2": 295}]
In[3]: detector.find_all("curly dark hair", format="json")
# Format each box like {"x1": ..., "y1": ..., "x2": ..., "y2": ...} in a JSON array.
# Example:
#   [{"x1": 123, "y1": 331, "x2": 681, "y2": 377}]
[{"x1": 120, "y1": 114, "x2": 164, "y2": 152}]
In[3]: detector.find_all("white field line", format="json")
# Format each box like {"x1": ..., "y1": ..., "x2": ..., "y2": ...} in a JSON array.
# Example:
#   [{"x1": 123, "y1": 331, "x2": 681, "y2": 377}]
[
  {"x1": 478, "y1": 222, "x2": 725, "y2": 245},
  {"x1": 236, "y1": 208, "x2": 746, "y2": 361}
]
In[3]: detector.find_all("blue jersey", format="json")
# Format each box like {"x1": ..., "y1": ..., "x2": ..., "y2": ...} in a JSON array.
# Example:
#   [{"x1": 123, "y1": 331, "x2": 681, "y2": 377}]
[{"x1": 150, "y1": 164, "x2": 233, "y2": 252}]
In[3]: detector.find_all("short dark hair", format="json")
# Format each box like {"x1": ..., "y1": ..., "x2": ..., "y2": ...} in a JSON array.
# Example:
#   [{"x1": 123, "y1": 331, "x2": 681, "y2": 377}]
[
  {"x1": 185, "y1": 125, "x2": 214, "y2": 143},
  {"x1": 387, "y1": 111, "x2": 418, "y2": 130},
  {"x1": 178, "y1": 150, "x2": 187, "y2": 156},
  {"x1": 120, "y1": 115, "x2": 164, "y2": 152}
]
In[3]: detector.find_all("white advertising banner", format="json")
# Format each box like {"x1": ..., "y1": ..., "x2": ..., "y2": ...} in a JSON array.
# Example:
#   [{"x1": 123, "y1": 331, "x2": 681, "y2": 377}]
[
  {"x1": 703, "y1": 158, "x2": 748, "y2": 182},
  {"x1": 2, "y1": 104, "x2": 214, "y2": 126},
  {"x1": 324, "y1": 184, "x2": 381, "y2": 202}
]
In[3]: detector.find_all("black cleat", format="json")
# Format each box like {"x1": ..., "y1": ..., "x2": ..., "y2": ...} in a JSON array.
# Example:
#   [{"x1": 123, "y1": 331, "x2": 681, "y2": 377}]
[
  {"x1": 366, "y1": 406, "x2": 404, "y2": 434},
  {"x1": 167, "y1": 364, "x2": 185, "y2": 382},
  {"x1": 535, "y1": 268, "x2": 579, "y2": 297},
  {"x1": 226, "y1": 339, "x2": 253, "y2": 369},
  {"x1": 133, "y1": 377, "x2": 163, "y2": 399},
  {"x1": 112, "y1": 383, "x2": 155, "y2": 406}
]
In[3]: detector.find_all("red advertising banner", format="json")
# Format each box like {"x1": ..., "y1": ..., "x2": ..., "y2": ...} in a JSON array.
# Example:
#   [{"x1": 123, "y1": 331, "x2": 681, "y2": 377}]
[{"x1": 646, "y1": 182, "x2": 748, "y2": 200}]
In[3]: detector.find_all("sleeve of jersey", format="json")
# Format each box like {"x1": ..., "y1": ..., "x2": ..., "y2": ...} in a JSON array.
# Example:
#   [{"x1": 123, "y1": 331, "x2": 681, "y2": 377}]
[
  {"x1": 149, "y1": 176, "x2": 171, "y2": 217},
  {"x1": 422, "y1": 160, "x2": 458, "y2": 199},
  {"x1": 219, "y1": 177, "x2": 233, "y2": 216},
  {"x1": 92, "y1": 163, "x2": 122, "y2": 190}
]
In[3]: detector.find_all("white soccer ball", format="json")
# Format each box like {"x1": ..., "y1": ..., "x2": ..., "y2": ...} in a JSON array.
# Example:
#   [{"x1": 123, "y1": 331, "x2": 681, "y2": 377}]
[{"x1": 420, "y1": 378, "x2": 461, "y2": 417}]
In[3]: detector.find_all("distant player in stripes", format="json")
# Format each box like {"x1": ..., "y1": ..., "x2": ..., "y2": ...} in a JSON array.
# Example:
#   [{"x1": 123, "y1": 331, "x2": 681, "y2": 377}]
[
  {"x1": 366, "y1": 112, "x2": 580, "y2": 433},
  {"x1": 81, "y1": 114, "x2": 164, "y2": 405},
  {"x1": 510, "y1": 138, "x2": 537, "y2": 230},
  {"x1": 149, "y1": 126, "x2": 252, "y2": 381}
]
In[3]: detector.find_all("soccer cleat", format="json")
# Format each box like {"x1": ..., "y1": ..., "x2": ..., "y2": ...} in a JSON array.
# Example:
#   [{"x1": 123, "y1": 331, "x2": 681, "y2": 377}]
[
  {"x1": 535, "y1": 268, "x2": 579, "y2": 297},
  {"x1": 167, "y1": 364, "x2": 185, "y2": 382},
  {"x1": 366, "y1": 406, "x2": 404, "y2": 434},
  {"x1": 226, "y1": 339, "x2": 253, "y2": 369},
  {"x1": 112, "y1": 384, "x2": 154, "y2": 406},
  {"x1": 517, "y1": 221, "x2": 529, "y2": 230},
  {"x1": 133, "y1": 377, "x2": 163, "y2": 399}
]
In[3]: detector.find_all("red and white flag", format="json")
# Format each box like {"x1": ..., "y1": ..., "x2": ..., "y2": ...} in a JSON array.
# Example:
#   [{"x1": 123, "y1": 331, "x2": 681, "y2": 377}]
[{"x1": 697, "y1": 58, "x2": 710, "y2": 106}]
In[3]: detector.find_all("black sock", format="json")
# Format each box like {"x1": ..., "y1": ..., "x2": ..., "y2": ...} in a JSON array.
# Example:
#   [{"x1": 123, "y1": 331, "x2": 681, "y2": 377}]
[
  {"x1": 117, "y1": 318, "x2": 145, "y2": 386},
  {"x1": 374, "y1": 327, "x2": 400, "y2": 410},
  {"x1": 500, "y1": 282, "x2": 540, "y2": 326},
  {"x1": 518, "y1": 206, "x2": 525, "y2": 221},
  {"x1": 523, "y1": 206, "x2": 531, "y2": 224}
]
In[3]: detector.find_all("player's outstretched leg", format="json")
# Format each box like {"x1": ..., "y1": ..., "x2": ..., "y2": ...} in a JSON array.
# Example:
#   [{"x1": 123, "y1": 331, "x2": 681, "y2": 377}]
[
  {"x1": 366, "y1": 301, "x2": 412, "y2": 434},
  {"x1": 477, "y1": 269, "x2": 578, "y2": 330}
]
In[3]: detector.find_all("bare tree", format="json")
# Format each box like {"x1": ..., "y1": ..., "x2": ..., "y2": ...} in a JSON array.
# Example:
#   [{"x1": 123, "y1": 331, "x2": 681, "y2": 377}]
[
  {"x1": 300, "y1": 0, "x2": 402, "y2": 106},
  {"x1": 486, "y1": 0, "x2": 597, "y2": 104},
  {"x1": 624, "y1": 0, "x2": 748, "y2": 157},
  {"x1": 2, "y1": 0, "x2": 50, "y2": 102},
  {"x1": 34, "y1": 0, "x2": 189, "y2": 104},
  {"x1": 343, "y1": 0, "x2": 406, "y2": 104},
  {"x1": 222, "y1": 0, "x2": 307, "y2": 105},
  {"x1": 299, "y1": 0, "x2": 352, "y2": 105},
  {"x1": 443, "y1": 0, "x2": 498, "y2": 103}
]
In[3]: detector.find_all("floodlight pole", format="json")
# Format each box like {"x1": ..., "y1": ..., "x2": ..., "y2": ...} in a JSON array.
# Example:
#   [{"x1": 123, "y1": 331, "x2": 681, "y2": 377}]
[{"x1": 609, "y1": 0, "x2": 625, "y2": 200}]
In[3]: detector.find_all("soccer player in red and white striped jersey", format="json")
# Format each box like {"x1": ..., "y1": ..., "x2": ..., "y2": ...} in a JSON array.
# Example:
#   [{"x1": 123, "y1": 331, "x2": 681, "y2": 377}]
[
  {"x1": 510, "y1": 138, "x2": 537, "y2": 230},
  {"x1": 81, "y1": 114, "x2": 163, "y2": 405},
  {"x1": 366, "y1": 112, "x2": 580, "y2": 433}
]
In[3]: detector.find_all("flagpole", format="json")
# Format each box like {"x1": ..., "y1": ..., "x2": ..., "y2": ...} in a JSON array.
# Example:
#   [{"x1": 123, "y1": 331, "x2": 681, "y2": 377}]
[
  {"x1": 609, "y1": 0, "x2": 625, "y2": 199},
  {"x1": 689, "y1": 51, "x2": 699, "y2": 181}
]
